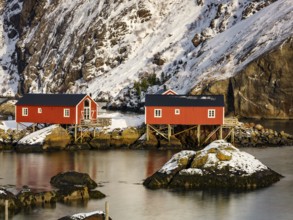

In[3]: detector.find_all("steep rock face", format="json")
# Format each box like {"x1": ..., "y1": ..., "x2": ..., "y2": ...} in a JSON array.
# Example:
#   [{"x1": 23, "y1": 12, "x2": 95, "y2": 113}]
[
  {"x1": 193, "y1": 38, "x2": 293, "y2": 119},
  {"x1": 232, "y1": 38, "x2": 293, "y2": 119}
]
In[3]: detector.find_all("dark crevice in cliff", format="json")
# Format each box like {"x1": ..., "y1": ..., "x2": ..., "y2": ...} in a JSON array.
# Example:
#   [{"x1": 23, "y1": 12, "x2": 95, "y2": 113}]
[{"x1": 227, "y1": 78, "x2": 235, "y2": 114}]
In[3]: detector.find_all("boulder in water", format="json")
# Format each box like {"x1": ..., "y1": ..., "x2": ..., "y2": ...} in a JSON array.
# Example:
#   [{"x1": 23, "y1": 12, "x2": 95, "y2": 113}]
[
  {"x1": 50, "y1": 171, "x2": 98, "y2": 189},
  {"x1": 143, "y1": 140, "x2": 283, "y2": 190}
]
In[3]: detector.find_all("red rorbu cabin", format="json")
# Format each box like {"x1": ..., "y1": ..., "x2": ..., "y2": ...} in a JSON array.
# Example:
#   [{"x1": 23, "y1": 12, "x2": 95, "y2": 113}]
[
  {"x1": 15, "y1": 94, "x2": 98, "y2": 125},
  {"x1": 145, "y1": 94, "x2": 225, "y2": 125}
]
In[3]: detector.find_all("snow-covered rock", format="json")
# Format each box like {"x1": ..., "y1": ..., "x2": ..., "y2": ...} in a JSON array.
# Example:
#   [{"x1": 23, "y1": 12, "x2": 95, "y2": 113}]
[
  {"x1": 143, "y1": 140, "x2": 283, "y2": 190},
  {"x1": 16, "y1": 125, "x2": 71, "y2": 152},
  {"x1": 59, "y1": 211, "x2": 109, "y2": 220},
  {"x1": 18, "y1": 124, "x2": 59, "y2": 146}
]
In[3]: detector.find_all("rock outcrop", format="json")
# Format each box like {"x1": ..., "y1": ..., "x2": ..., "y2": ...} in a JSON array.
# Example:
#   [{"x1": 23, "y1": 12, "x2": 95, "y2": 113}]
[
  {"x1": 0, "y1": 171, "x2": 105, "y2": 214},
  {"x1": 0, "y1": 188, "x2": 21, "y2": 214},
  {"x1": 50, "y1": 171, "x2": 98, "y2": 190},
  {"x1": 192, "y1": 37, "x2": 293, "y2": 119},
  {"x1": 90, "y1": 127, "x2": 141, "y2": 149},
  {"x1": 16, "y1": 125, "x2": 71, "y2": 152},
  {"x1": 143, "y1": 140, "x2": 283, "y2": 190},
  {"x1": 59, "y1": 211, "x2": 112, "y2": 220}
]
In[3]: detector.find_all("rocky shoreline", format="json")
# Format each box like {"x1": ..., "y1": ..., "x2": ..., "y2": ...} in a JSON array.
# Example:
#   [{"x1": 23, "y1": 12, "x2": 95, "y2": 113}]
[
  {"x1": 0, "y1": 171, "x2": 105, "y2": 216},
  {"x1": 0, "y1": 121, "x2": 292, "y2": 152}
]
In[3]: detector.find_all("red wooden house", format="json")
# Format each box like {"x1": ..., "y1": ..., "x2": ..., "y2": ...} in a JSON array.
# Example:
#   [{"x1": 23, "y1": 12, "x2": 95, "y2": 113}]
[
  {"x1": 15, "y1": 94, "x2": 98, "y2": 125},
  {"x1": 145, "y1": 94, "x2": 224, "y2": 125}
]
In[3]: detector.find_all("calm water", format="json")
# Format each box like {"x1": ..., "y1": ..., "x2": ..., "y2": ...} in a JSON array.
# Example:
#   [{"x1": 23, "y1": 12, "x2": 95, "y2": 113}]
[
  {"x1": 0, "y1": 117, "x2": 292, "y2": 219},
  {"x1": 0, "y1": 146, "x2": 293, "y2": 220}
]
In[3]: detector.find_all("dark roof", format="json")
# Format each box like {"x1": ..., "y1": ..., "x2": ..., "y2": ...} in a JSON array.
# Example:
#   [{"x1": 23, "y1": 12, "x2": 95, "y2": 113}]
[
  {"x1": 145, "y1": 94, "x2": 225, "y2": 107},
  {"x1": 16, "y1": 94, "x2": 88, "y2": 106}
]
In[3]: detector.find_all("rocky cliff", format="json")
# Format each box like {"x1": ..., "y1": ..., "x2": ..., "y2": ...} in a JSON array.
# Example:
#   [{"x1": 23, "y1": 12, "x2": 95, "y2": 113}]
[
  {"x1": 0, "y1": 0, "x2": 292, "y2": 119},
  {"x1": 192, "y1": 37, "x2": 293, "y2": 119}
]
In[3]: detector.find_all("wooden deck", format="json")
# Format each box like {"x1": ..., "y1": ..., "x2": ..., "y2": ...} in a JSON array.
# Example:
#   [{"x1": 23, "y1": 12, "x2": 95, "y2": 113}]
[
  {"x1": 224, "y1": 117, "x2": 239, "y2": 126},
  {"x1": 80, "y1": 118, "x2": 112, "y2": 127}
]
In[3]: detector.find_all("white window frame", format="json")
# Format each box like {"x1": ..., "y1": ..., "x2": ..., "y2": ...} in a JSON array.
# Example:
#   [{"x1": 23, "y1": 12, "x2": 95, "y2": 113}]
[
  {"x1": 22, "y1": 107, "x2": 28, "y2": 116},
  {"x1": 154, "y1": 109, "x2": 162, "y2": 118},
  {"x1": 175, "y1": 109, "x2": 180, "y2": 115},
  {"x1": 208, "y1": 109, "x2": 216, "y2": 118},
  {"x1": 38, "y1": 108, "x2": 42, "y2": 114},
  {"x1": 64, "y1": 108, "x2": 70, "y2": 117}
]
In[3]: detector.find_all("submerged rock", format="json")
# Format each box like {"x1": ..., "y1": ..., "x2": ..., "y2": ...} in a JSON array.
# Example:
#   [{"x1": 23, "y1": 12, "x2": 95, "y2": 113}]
[
  {"x1": 50, "y1": 171, "x2": 106, "y2": 201},
  {"x1": 17, "y1": 187, "x2": 57, "y2": 207},
  {"x1": 143, "y1": 140, "x2": 283, "y2": 190},
  {"x1": 50, "y1": 171, "x2": 98, "y2": 190}
]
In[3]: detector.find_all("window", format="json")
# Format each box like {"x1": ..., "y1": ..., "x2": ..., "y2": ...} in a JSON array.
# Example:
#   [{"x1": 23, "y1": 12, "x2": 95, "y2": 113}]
[
  {"x1": 208, "y1": 109, "x2": 216, "y2": 118},
  {"x1": 154, "y1": 109, "x2": 162, "y2": 118},
  {"x1": 64, "y1": 108, "x2": 70, "y2": 117},
  {"x1": 175, "y1": 109, "x2": 180, "y2": 115},
  {"x1": 22, "y1": 107, "x2": 28, "y2": 116},
  {"x1": 38, "y1": 108, "x2": 42, "y2": 114}
]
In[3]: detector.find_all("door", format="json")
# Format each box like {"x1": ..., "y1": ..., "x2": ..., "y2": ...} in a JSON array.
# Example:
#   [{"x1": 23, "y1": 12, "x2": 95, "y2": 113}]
[{"x1": 84, "y1": 99, "x2": 91, "y2": 121}]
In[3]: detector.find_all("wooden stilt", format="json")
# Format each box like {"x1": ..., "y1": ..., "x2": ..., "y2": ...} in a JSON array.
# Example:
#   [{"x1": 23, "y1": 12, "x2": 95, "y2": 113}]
[
  {"x1": 146, "y1": 124, "x2": 150, "y2": 141},
  {"x1": 219, "y1": 126, "x2": 223, "y2": 139},
  {"x1": 74, "y1": 124, "x2": 77, "y2": 142},
  {"x1": 105, "y1": 201, "x2": 109, "y2": 220},
  {"x1": 81, "y1": 127, "x2": 83, "y2": 143},
  {"x1": 5, "y1": 200, "x2": 8, "y2": 220},
  {"x1": 197, "y1": 125, "x2": 201, "y2": 146},
  {"x1": 231, "y1": 128, "x2": 235, "y2": 144},
  {"x1": 167, "y1": 124, "x2": 171, "y2": 142}
]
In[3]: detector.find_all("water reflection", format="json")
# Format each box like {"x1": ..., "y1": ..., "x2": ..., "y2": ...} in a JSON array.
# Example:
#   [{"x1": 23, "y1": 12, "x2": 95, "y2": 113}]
[{"x1": 1, "y1": 147, "x2": 293, "y2": 220}]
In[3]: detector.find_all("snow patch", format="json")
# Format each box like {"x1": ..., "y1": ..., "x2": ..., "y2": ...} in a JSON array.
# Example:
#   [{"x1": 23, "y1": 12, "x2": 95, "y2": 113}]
[
  {"x1": 70, "y1": 211, "x2": 104, "y2": 220},
  {"x1": 159, "y1": 150, "x2": 196, "y2": 174},
  {"x1": 0, "y1": 120, "x2": 32, "y2": 131},
  {"x1": 18, "y1": 124, "x2": 59, "y2": 145},
  {"x1": 0, "y1": 189, "x2": 7, "y2": 195}
]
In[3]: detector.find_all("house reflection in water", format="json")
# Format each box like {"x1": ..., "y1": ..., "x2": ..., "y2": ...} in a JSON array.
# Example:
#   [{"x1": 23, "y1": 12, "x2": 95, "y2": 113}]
[
  {"x1": 13, "y1": 152, "x2": 99, "y2": 191},
  {"x1": 145, "y1": 150, "x2": 174, "y2": 177}
]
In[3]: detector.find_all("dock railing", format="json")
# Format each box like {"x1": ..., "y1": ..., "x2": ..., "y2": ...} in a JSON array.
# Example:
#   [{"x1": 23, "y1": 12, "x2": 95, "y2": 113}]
[
  {"x1": 224, "y1": 117, "x2": 239, "y2": 126},
  {"x1": 80, "y1": 118, "x2": 112, "y2": 127}
]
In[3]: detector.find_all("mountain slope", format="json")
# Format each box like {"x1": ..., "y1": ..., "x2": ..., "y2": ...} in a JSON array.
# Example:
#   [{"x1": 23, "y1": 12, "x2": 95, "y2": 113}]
[{"x1": 0, "y1": 0, "x2": 292, "y2": 118}]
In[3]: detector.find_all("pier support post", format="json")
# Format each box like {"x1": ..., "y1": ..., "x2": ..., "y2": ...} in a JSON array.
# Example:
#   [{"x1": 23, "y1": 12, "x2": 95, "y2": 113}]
[
  {"x1": 219, "y1": 126, "x2": 223, "y2": 139},
  {"x1": 146, "y1": 124, "x2": 150, "y2": 141},
  {"x1": 231, "y1": 128, "x2": 235, "y2": 144},
  {"x1": 105, "y1": 201, "x2": 109, "y2": 220},
  {"x1": 197, "y1": 125, "x2": 201, "y2": 146},
  {"x1": 74, "y1": 124, "x2": 77, "y2": 142},
  {"x1": 5, "y1": 200, "x2": 8, "y2": 220},
  {"x1": 168, "y1": 124, "x2": 171, "y2": 142}
]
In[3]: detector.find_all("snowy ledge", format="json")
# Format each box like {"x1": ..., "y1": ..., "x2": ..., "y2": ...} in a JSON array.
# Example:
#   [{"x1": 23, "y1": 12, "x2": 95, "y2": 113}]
[{"x1": 143, "y1": 140, "x2": 283, "y2": 190}]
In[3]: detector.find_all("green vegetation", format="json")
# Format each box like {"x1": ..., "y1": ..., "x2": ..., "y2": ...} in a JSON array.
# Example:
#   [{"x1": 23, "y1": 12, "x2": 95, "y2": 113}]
[{"x1": 134, "y1": 73, "x2": 159, "y2": 95}]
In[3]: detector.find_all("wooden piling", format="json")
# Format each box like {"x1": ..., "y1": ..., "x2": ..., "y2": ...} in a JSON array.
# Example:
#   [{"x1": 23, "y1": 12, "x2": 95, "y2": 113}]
[
  {"x1": 5, "y1": 200, "x2": 8, "y2": 220},
  {"x1": 167, "y1": 124, "x2": 171, "y2": 142},
  {"x1": 74, "y1": 124, "x2": 77, "y2": 142},
  {"x1": 105, "y1": 201, "x2": 109, "y2": 220},
  {"x1": 146, "y1": 124, "x2": 149, "y2": 141},
  {"x1": 219, "y1": 126, "x2": 223, "y2": 139},
  {"x1": 197, "y1": 125, "x2": 201, "y2": 146}
]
